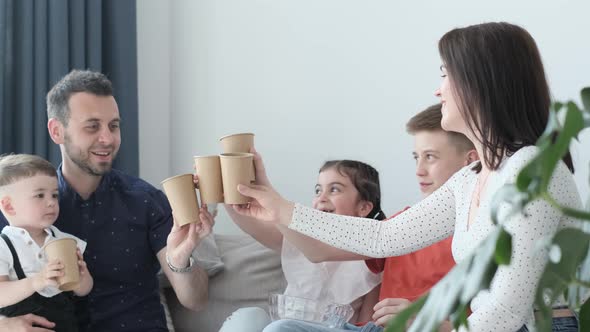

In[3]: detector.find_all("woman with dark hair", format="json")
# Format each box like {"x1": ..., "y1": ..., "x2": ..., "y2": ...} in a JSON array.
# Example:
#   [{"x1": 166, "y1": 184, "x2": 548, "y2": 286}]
[{"x1": 234, "y1": 22, "x2": 582, "y2": 332}]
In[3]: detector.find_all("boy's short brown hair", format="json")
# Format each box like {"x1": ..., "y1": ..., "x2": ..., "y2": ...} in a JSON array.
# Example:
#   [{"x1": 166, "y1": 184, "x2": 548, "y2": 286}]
[
  {"x1": 406, "y1": 103, "x2": 475, "y2": 152},
  {"x1": 0, "y1": 154, "x2": 57, "y2": 188}
]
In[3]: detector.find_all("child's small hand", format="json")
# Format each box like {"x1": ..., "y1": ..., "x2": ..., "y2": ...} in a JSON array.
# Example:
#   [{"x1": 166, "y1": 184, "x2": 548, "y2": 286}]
[
  {"x1": 372, "y1": 297, "x2": 411, "y2": 327},
  {"x1": 76, "y1": 249, "x2": 89, "y2": 276},
  {"x1": 73, "y1": 249, "x2": 93, "y2": 296},
  {"x1": 32, "y1": 259, "x2": 62, "y2": 292}
]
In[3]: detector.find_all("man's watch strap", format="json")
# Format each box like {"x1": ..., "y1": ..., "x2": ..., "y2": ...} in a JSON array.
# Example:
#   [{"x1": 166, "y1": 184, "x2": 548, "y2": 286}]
[{"x1": 166, "y1": 253, "x2": 194, "y2": 273}]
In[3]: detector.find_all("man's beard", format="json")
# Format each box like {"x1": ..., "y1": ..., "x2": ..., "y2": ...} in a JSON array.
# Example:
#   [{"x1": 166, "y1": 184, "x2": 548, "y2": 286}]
[{"x1": 64, "y1": 134, "x2": 117, "y2": 176}]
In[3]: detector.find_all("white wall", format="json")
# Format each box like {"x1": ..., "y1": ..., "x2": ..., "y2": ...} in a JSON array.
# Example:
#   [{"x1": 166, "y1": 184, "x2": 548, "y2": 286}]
[
  {"x1": 138, "y1": 0, "x2": 590, "y2": 234},
  {"x1": 137, "y1": 0, "x2": 171, "y2": 187}
]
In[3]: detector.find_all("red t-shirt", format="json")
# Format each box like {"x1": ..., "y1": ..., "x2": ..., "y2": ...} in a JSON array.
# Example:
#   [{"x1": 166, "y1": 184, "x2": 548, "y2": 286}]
[{"x1": 365, "y1": 208, "x2": 455, "y2": 302}]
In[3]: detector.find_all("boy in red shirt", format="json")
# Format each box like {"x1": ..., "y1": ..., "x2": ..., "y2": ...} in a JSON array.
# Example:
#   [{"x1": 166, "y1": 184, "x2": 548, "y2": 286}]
[{"x1": 364, "y1": 103, "x2": 476, "y2": 326}]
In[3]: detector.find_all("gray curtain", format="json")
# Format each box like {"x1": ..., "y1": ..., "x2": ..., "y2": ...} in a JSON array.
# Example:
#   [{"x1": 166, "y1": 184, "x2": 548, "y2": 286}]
[{"x1": 0, "y1": 0, "x2": 138, "y2": 175}]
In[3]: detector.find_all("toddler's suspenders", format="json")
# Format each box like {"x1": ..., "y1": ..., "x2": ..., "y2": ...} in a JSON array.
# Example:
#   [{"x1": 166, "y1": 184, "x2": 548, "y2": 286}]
[
  {"x1": 0, "y1": 229, "x2": 56, "y2": 280},
  {"x1": 1, "y1": 233, "x2": 26, "y2": 279}
]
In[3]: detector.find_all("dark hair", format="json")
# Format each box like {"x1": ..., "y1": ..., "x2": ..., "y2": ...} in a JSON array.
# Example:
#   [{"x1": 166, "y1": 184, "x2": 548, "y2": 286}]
[
  {"x1": 319, "y1": 160, "x2": 385, "y2": 220},
  {"x1": 438, "y1": 22, "x2": 573, "y2": 172},
  {"x1": 0, "y1": 154, "x2": 57, "y2": 188},
  {"x1": 46, "y1": 69, "x2": 113, "y2": 125},
  {"x1": 406, "y1": 103, "x2": 475, "y2": 153}
]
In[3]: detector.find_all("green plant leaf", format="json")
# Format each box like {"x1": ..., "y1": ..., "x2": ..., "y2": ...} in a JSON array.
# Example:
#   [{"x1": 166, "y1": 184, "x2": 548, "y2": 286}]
[
  {"x1": 560, "y1": 205, "x2": 590, "y2": 221},
  {"x1": 538, "y1": 106, "x2": 560, "y2": 148},
  {"x1": 494, "y1": 228, "x2": 512, "y2": 265},
  {"x1": 535, "y1": 228, "x2": 590, "y2": 332},
  {"x1": 581, "y1": 87, "x2": 590, "y2": 111},
  {"x1": 580, "y1": 299, "x2": 590, "y2": 331},
  {"x1": 568, "y1": 220, "x2": 590, "y2": 309},
  {"x1": 582, "y1": 86, "x2": 590, "y2": 130},
  {"x1": 384, "y1": 296, "x2": 427, "y2": 332},
  {"x1": 515, "y1": 148, "x2": 553, "y2": 196},
  {"x1": 448, "y1": 302, "x2": 470, "y2": 329},
  {"x1": 490, "y1": 184, "x2": 532, "y2": 225},
  {"x1": 552, "y1": 101, "x2": 564, "y2": 113},
  {"x1": 515, "y1": 102, "x2": 585, "y2": 199},
  {"x1": 563, "y1": 102, "x2": 585, "y2": 141}
]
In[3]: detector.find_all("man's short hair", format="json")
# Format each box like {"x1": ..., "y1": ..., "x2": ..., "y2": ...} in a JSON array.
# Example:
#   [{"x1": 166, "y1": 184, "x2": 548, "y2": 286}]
[
  {"x1": 0, "y1": 154, "x2": 57, "y2": 188},
  {"x1": 406, "y1": 103, "x2": 474, "y2": 152},
  {"x1": 46, "y1": 69, "x2": 113, "y2": 125}
]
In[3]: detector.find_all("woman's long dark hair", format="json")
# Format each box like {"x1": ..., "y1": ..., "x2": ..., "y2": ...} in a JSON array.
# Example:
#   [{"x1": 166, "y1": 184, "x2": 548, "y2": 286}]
[
  {"x1": 319, "y1": 160, "x2": 386, "y2": 220},
  {"x1": 438, "y1": 22, "x2": 573, "y2": 172}
]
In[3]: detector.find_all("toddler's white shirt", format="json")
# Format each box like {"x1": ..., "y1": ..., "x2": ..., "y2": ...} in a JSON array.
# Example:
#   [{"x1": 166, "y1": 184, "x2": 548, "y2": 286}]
[{"x1": 0, "y1": 225, "x2": 87, "y2": 298}]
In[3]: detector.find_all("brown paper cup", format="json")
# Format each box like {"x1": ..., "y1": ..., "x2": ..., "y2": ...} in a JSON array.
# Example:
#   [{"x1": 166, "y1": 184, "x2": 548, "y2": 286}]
[
  {"x1": 219, "y1": 133, "x2": 254, "y2": 153},
  {"x1": 161, "y1": 174, "x2": 200, "y2": 226},
  {"x1": 219, "y1": 133, "x2": 255, "y2": 181},
  {"x1": 219, "y1": 153, "x2": 254, "y2": 204},
  {"x1": 194, "y1": 155, "x2": 224, "y2": 204},
  {"x1": 43, "y1": 238, "x2": 79, "y2": 291}
]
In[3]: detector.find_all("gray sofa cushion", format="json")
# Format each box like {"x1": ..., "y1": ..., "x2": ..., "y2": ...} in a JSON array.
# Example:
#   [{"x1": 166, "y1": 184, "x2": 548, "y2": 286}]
[{"x1": 164, "y1": 233, "x2": 286, "y2": 332}]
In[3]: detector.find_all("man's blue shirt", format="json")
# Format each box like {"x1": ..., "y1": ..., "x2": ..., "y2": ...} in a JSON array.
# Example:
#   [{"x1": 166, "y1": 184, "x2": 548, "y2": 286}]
[{"x1": 1, "y1": 167, "x2": 173, "y2": 331}]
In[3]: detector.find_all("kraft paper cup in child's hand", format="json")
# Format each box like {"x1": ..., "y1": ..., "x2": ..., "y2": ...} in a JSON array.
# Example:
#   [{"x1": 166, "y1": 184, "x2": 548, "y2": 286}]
[
  {"x1": 194, "y1": 155, "x2": 224, "y2": 205},
  {"x1": 219, "y1": 153, "x2": 254, "y2": 204},
  {"x1": 43, "y1": 238, "x2": 80, "y2": 291},
  {"x1": 219, "y1": 133, "x2": 256, "y2": 181},
  {"x1": 161, "y1": 174, "x2": 201, "y2": 227}
]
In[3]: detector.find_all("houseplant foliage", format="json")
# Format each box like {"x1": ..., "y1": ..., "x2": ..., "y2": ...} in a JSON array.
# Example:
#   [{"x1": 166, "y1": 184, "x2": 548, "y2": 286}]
[{"x1": 385, "y1": 87, "x2": 590, "y2": 332}]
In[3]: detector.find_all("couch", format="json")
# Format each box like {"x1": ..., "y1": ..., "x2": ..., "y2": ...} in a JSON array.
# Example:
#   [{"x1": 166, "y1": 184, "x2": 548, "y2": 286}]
[{"x1": 161, "y1": 233, "x2": 287, "y2": 332}]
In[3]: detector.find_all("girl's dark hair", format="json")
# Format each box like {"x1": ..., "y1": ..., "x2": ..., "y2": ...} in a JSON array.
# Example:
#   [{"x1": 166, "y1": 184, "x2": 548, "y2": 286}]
[
  {"x1": 438, "y1": 22, "x2": 573, "y2": 172},
  {"x1": 319, "y1": 160, "x2": 386, "y2": 220}
]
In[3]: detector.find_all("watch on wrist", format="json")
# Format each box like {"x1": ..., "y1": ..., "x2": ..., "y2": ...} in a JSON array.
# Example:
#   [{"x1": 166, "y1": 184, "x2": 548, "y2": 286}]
[{"x1": 166, "y1": 253, "x2": 194, "y2": 273}]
